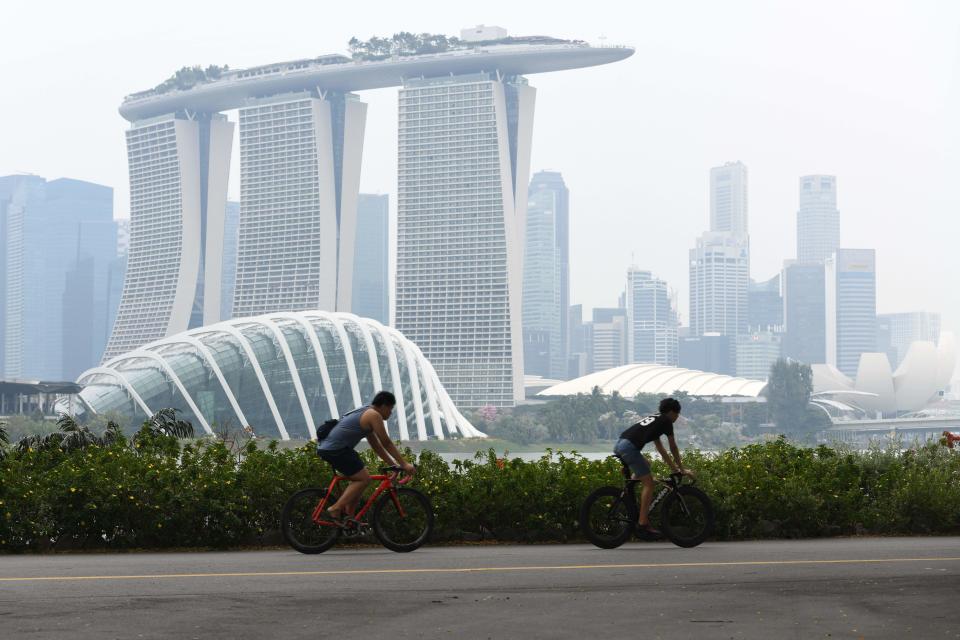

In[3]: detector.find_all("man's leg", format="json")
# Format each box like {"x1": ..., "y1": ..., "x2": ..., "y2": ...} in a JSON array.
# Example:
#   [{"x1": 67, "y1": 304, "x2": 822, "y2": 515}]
[
  {"x1": 329, "y1": 468, "x2": 371, "y2": 518},
  {"x1": 636, "y1": 474, "x2": 655, "y2": 526}
]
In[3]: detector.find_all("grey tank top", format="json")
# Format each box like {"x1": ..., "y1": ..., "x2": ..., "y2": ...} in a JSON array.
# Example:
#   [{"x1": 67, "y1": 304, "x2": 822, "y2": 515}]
[{"x1": 317, "y1": 406, "x2": 369, "y2": 451}]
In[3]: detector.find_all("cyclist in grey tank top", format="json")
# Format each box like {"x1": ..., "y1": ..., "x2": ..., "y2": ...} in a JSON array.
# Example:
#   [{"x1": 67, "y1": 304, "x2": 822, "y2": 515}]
[
  {"x1": 316, "y1": 391, "x2": 416, "y2": 523},
  {"x1": 317, "y1": 406, "x2": 368, "y2": 452}
]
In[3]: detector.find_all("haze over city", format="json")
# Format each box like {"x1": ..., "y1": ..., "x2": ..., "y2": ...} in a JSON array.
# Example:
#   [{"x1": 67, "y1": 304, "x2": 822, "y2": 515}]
[{"x1": 3, "y1": 0, "x2": 957, "y2": 387}]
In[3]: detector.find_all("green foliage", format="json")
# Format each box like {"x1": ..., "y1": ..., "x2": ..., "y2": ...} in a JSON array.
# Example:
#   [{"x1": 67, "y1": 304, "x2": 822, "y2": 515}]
[
  {"x1": 766, "y1": 359, "x2": 821, "y2": 438},
  {"x1": 151, "y1": 64, "x2": 229, "y2": 95},
  {"x1": 348, "y1": 32, "x2": 463, "y2": 60},
  {"x1": 1, "y1": 435, "x2": 958, "y2": 551}
]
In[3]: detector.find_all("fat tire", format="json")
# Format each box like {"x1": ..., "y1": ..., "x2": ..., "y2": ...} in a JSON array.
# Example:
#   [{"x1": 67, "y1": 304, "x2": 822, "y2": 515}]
[
  {"x1": 659, "y1": 485, "x2": 714, "y2": 548},
  {"x1": 281, "y1": 488, "x2": 341, "y2": 554},
  {"x1": 371, "y1": 487, "x2": 434, "y2": 553},
  {"x1": 580, "y1": 486, "x2": 637, "y2": 549}
]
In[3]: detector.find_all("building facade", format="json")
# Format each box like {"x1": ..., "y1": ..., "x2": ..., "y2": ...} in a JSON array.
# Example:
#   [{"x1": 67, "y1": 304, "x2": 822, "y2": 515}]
[
  {"x1": 735, "y1": 330, "x2": 782, "y2": 380},
  {"x1": 2, "y1": 176, "x2": 115, "y2": 379},
  {"x1": 522, "y1": 172, "x2": 568, "y2": 379},
  {"x1": 625, "y1": 268, "x2": 678, "y2": 366},
  {"x1": 351, "y1": 194, "x2": 389, "y2": 325},
  {"x1": 710, "y1": 161, "x2": 749, "y2": 237},
  {"x1": 689, "y1": 231, "x2": 750, "y2": 337},
  {"x1": 219, "y1": 201, "x2": 240, "y2": 321},
  {"x1": 877, "y1": 311, "x2": 941, "y2": 370},
  {"x1": 748, "y1": 274, "x2": 783, "y2": 331},
  {"x1": 797, "y1": 175, "x2": 840, "y2": 265},
  {"x1": 825, "y1": 249, "x2": 877, "y2": 378},
  {"x1": 590, "y1": 308, "x2": 628, "y2": 373},
  {"x1": 232, "y1": 92, "x2": 366, "y2": 318},
  {"x1": 678, "y1": 333, "x2": 733, "y2": 376},
  {"x1": 104, "y1": 112, "x2": 234, "y2": 361},
  {"x1": 395, "y1": 73, "x2": 535, "y2": 407},
  {"x1": 781, "y1": 261, "x2": 826, "y2": 365}
]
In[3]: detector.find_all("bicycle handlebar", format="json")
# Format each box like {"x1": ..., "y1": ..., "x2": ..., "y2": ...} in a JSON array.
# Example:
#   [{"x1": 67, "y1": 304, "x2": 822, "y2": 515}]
[{"x1": 379, "y1": 465, "x2": 416, "y2": 485}]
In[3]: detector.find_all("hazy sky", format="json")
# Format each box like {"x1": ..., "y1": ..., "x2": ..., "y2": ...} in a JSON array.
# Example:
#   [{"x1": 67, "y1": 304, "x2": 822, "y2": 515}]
[{"x1": 3, "y1": 0, "x2": 959, "y2": 379}]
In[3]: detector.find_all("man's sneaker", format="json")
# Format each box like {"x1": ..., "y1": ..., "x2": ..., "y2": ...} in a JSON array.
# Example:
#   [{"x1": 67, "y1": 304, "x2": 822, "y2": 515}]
[{"x1": 635, "y1": 524, "x2": 663, "y2": 541}]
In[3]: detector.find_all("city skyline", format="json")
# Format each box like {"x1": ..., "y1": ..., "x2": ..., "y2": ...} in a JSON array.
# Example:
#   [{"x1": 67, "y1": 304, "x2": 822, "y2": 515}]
[{"x1": 2, "y1": 2, "x2": 959, "y2": 385}]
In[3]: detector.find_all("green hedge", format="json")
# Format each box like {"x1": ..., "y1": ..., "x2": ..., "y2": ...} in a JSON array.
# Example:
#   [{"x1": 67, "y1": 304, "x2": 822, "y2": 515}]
[{"x1": 2, "y1": 435, "x2": 959, "y2": 551}]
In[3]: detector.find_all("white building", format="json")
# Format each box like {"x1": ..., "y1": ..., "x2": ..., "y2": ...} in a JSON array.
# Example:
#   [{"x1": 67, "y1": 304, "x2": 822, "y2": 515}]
[
  {"x1": 689, "y1": 231, "x2": 749, "y2": 337},
  {"x1": 710, "y1": 161, "x2": 748, "y2": 238},
  {"x1": 103, "y1": 113, "x2": 233, "y2": 361},
  {"x1": 626, "y1": 268, "x2": 678, "y2": 366},
  {"x1": 232, "y1": 92, "x2": 366, "y2": 317},
  {"x1": 797, "y1": 175, "x2": 840, "y2": 265},
  {"x1": 395, "y1": 73, "x2": 534, "y2": 408},
  {"x1": 590, "y1": 308, "x2": 628, "y2": 373},
  {"x1": 79, "y1": 311, "x2": 481, "y2": 440}
]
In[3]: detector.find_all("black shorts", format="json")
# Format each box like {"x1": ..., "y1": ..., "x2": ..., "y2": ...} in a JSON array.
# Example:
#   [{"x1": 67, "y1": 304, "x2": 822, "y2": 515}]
[{"x1": 317, "y1": 447, "x2": 365, "y2": 477}]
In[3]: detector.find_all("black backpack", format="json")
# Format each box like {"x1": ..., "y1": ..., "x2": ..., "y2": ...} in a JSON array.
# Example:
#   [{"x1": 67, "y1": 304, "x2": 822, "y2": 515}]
[{"x1": 315, "y1": 418, "x2": 339, "y2": 441}]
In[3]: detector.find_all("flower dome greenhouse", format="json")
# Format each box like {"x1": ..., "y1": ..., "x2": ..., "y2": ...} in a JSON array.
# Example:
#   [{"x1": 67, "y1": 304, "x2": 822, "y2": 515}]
[{"x1": 76, "y1": 312, "x2": 481, "y2": 440}]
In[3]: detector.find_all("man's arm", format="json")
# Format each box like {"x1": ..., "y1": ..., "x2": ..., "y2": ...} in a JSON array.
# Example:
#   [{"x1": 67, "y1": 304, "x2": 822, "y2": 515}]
[
  {"x1": 653, "y1": 438, "x2": 680, "y2": 473},
  {"x1": 365, "y1": 414, "x2": 415, "y2": 474},
  {"x1": 667, "y1": 435, "x2": 693, "y2": 476}
]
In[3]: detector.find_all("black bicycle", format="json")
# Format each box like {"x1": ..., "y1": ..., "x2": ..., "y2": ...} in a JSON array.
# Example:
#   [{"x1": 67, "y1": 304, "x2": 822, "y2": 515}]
[{"x1": 580, "y1": 456, "x2": 714, "y2": 548}]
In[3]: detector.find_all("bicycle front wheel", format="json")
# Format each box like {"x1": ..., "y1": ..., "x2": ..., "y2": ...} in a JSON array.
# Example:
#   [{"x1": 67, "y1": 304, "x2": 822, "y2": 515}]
[
  {"x1": 580, "y1": 486, "x2": 637, "y2": 549},
  {"x1": 659, "y1": 485, "x2": 714, "y2": 548},
  {"x1": 281, "y1": 488, "x2": 341, "y2": 554},
  {"x1": 372, "y1": 487, "x2": 434, "y2": 553}
]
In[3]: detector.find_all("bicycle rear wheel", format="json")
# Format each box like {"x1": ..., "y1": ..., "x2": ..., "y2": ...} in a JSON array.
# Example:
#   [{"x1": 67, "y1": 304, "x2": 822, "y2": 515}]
[
  {"x1": 281, "y1": 488, "x2": 341, "y2": 554},
  {"x1": 580, "y1": 486, "x2": 637, "y2": 549},
  {"x1": 372, "y1": 487, "x2": 433, "y2": 553},
  {"x1": 659, "y1": 485, "x2": 714, "y2": 548}
]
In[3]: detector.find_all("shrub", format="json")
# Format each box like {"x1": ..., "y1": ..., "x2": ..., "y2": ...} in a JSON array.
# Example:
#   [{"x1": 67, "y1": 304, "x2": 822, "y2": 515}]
[{"x1": 1, "y1": 436, "x2": 958, "y2": 552}]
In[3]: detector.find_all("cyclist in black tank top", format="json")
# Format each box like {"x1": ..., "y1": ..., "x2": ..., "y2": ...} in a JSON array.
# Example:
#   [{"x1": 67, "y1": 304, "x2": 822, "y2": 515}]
[{"x1": 614, "y1": 397, "x2": 693, "y2": 536}]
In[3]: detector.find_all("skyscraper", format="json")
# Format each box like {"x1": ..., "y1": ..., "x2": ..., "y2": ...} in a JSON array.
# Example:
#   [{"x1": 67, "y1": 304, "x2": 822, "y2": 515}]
[
  {"x1": 219, "y1": 201, "x2": 240, "y2": 321},
  {"x1": 232, "y1": 92, "x2": 366, "y2": 317},
  {"x1": 523, "y1": 172, "x2": 568, "y2": 379},
  {"x1": 797, "y1": 175, "x2": 840, "y2": 264},
  {"x1": 735, "y1": 330, "x2": 782, "y2": 380},
  {"x1": 590, "y1": 307, "x2": 628, "y2": 373},
  {"x1": 781, "y1": 261, "x2": 826, "y2": 365},
  {"x1": 825, "y1": 249, "x2": 877, "y2": 377},
  {"x1": 63, "y1": 219, "x2": 120, "y2": 379},
  {"x1": 710, "y1": 161, "x2": 748, "y2": 237},
  {"x1": 395, "y1": 73, "x2": 535, "y2": 408},
  {"x1": 351, "y1": 194, "x2": 389, "y2": 325},
  {"x1": 104, "y1": 112, "x2": 233, "y2": 361},
  {"x1": 877, "y1": 311, "x2": 941, "y2": 370},
  {"x1": 748, "y1": 275, "x2": 783, "y2": 331},
  {"x1": 1, "y1": 177, "x2": 114, "y2": 379},
  {"x1": 689, "y1": 231, "x2": 750, "y2": 336},
  {"x1": 625, "y1": 268, "x2": 678, "y2": 366}
]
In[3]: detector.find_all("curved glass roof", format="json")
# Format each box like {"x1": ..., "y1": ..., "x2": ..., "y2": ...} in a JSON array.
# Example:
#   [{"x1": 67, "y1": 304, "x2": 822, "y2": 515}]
[
  {"x1": 538, "y1": 364, "x2": 767, "y2": 399},
  {"x1": 77, "y1": 311, "x2": 480, "y2": 441}
]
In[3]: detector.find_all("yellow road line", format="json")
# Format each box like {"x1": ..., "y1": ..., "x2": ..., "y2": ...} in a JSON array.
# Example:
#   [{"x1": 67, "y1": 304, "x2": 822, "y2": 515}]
[{"x1": 1, "y1": 556, "x2": 959, "y2": 583}]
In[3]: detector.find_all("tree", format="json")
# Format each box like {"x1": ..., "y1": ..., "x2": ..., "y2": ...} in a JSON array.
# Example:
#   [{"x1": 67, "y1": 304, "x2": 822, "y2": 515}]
[{"x1": 765, "y1": 358, "x2": 816, "y2": 437}]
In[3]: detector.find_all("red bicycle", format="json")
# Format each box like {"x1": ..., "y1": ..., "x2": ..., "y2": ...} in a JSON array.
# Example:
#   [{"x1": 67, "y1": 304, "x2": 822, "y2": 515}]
[{"x1": 281, "y1": 465, "x2": 433, "y2": 553}]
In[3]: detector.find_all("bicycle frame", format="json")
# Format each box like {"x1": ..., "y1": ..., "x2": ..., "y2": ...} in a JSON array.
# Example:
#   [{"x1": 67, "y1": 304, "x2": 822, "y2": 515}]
[
  {"x1": 311, "y1": 472, "x2": 411, "y2": 527},
  {"x1": 623, "y1": 473, "x2": 686, "y2": 514}
]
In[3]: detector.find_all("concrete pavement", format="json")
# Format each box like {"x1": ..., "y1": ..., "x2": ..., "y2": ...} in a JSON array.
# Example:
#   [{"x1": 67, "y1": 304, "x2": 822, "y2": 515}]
[{"x1": 1, "y1": 537, "x2": 959, "y2": 639}]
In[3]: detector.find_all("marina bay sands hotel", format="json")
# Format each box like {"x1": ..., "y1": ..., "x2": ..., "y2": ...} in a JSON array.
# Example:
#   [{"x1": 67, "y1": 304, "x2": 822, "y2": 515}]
[{"x1": 104, "y1": 28, "x2": 633, "y2": 407}]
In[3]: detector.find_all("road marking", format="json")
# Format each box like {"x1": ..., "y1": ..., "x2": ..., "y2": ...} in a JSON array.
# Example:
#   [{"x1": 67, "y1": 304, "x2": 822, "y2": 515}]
[{"x1": 1, "y1": 557, "x2": 959, "y2": 583}]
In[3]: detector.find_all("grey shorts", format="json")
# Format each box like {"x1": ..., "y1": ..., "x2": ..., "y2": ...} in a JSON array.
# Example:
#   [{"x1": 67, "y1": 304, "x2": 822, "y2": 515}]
[{"x1": 614, "y1": 438, "x2": 651, "y2": 477}]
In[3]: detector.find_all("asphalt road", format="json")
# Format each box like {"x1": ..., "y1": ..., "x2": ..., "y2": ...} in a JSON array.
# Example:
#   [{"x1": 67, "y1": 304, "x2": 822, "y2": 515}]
[{"x1": 2, "y1": 537, "x2": 959, "y2": 639}]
